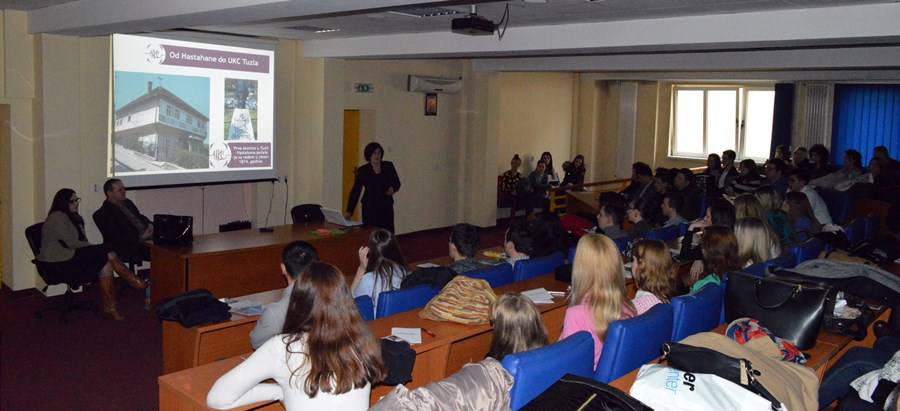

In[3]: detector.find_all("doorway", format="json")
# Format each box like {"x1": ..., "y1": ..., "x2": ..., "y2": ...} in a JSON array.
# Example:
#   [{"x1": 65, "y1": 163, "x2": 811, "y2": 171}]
[{"x1": 342, "y1": 109, "x2": 375, "y2": 220}]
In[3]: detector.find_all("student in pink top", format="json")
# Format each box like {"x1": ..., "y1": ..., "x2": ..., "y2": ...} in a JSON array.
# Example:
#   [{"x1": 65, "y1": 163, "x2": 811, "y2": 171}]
[
  {"x1": 630, "y1": 239, "x2": 676, "y2": 315},
  {"x1": 560, "y1": 234, "x2": 636, "y2": 369}
]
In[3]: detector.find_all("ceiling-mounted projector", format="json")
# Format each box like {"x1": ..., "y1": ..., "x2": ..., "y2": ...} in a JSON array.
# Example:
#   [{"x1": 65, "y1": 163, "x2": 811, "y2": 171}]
[{"x1": 451, "y1": 5, "x2": 496, "y2": 36}]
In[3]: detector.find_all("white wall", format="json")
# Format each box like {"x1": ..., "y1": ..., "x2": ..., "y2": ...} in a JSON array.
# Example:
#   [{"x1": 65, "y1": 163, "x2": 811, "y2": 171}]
[{"x1": 495, "y1": 72, "x2": 577, "y2": 176}]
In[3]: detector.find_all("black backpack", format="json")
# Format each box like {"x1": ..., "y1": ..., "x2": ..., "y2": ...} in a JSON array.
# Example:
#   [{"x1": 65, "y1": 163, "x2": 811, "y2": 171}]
[
  {"x1": 156, "y1": 289, "x2": 230, "y2": 327},
  {"x1": 522, "y1": 373, "x2": 652, "y2": 411},
  {"x1": 400, "y1": 266, "x2": 458, "y2": 290}
]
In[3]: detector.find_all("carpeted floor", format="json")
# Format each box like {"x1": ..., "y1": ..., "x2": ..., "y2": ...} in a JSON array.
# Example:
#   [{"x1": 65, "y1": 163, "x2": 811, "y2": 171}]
[{"x1": 0, "y1": 221, "x2": 508, "y2": 411}]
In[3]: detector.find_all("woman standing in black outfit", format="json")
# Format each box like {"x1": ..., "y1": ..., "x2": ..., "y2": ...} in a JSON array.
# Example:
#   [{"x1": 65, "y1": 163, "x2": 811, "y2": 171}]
[{"x1": 345, "y1": 142, "x2": 401, "y2": 233}]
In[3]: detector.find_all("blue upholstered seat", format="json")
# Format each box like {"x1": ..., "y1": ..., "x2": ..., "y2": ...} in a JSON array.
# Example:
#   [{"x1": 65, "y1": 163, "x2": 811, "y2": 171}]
[
  {"x1": 501, "y1": 331, "x2": 595, "y2": 410},
  {"x1": 567, "y1": 246, "x2": 577, "y2": 264},
  {"x1": 467, "y1": 263, "x2": 514, "y2": 288},
  {"x1": 354, "y1": 296, "x2": 374, "y2": 321},
  {"x1": 375, "y1": 285, "x2": 440, "y2": 318},
  {"x1": 791, "y1": 238, "x2": 825, "y2": 266},
  {"x1": 613, "y1": 237, "x2": 633, "y2": 254},
  {"x1": 671, "y1": 283, "x2": 724, "y2": 342},
  {"x1": 513, "y1": 252, "x2": 565, "y2": 282},
  {"x1": 647, "y1": 224, "x2": 681, "y2": 242},
  {"x1": 594, "y1": 303, "x2": 674, "y2": 383}
]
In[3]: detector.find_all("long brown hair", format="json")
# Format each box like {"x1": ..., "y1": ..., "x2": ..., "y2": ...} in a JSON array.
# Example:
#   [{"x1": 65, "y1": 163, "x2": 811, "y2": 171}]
[
  {"x1": 700, "y1": 226, "x2": 741, "y2": 276},
  {"x1": 570, "y1": 234, "x2": 635, "y2": 342},
  {"x1": 486, "y1": 293, "x2": 549, "y2": 361},
  {"x1": 784, "y1": 192, "x2": 823, "y2": 233},
  {"x1": 282, "y1": 262, "x2": 384, "y2": 396},
  {"x1": 364, "y1": 229, "x2": 408, "y2": 299},
  {"x1": 631, "y1": 240, "x2": 676, "y2": 303}
]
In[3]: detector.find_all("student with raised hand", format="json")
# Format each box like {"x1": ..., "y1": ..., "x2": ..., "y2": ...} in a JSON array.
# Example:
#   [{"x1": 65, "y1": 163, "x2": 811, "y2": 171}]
[
  {"x1": 371, "y1": 292, "x2": 549, "y2": 410},
  {"x1": 561, "y1": 234, "x2": 636, "y2": 369},
  {"x1": 448, "y1": 223, "x2": 481, "y2": 274},
  {"x1": 351, "y1": 228, "x2": 408, "y2": 310},
  {"x1": 250, "y1": 241, "x2": 318, "y2": 350},
  {"x1": 208, "y1": 262, "x2": 384, "y2": 411},
  {"x1": 631, "y1": 239, "x2": 676, "y2": 315},
  {"x1": 735, "y1": 217, "x2": 780, "y2": 268},
  {"x1": 503, "y1": 221, "x2": 532, "y2": 267}
]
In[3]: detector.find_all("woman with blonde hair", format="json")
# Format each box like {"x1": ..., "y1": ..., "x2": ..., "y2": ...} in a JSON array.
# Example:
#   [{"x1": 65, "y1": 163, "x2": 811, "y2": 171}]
[
  {"x1": 560, "y1": 234, "x2": 635, "y2": 369},
  {"x1": 631, "y1": 239, "x2": 676, "y2": 315},
  {"x1": 735, "y1": 217, "x2": 781, "y2": 267},
  {"x1": 755, "y1": 186, "x2": 794, "y2": 246},
  {"x1": 734, "y1": 193, "x2": 767, "y2": 221}
]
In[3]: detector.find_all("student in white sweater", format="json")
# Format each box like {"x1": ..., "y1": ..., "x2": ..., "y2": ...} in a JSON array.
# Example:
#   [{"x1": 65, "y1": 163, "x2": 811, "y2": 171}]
[{"x1": 207, "y1": 262, "x2": 384, "y2": 411}]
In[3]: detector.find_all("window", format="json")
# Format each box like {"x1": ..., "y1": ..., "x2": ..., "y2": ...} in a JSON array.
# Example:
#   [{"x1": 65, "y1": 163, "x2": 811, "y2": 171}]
[
  {"x1": 165, "y1": 104, "x2": 181, "y2": 120},
  {"x1": 670, "y1": 85, "x2": 775, "y2": 160}
]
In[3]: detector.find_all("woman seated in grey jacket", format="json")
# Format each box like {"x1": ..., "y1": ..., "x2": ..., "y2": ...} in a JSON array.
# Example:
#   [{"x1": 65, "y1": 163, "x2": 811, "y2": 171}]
[{"x1": 38, "y1": 188, "x2": 147, "y2": 320}]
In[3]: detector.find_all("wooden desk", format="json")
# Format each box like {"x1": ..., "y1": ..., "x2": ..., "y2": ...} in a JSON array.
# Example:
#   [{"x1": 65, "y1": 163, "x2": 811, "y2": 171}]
[
  {"x1": 161, "y1": 248, "x2": 511, "y2": 374},
  {"x1": 566, "y1": 191, "x2": 601, "y2": 215},
  {"x1": 158, "y1": 273, "x2": 570, "y2": 410},
  {"x1": 608, "y1": 309, "x2": 892, "y2": 393},
  {"x1": 149, "y1": 224, "x2": 372, "y2": 304}
]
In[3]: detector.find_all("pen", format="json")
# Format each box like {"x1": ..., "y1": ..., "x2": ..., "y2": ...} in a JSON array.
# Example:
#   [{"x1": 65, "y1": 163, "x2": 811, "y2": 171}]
[{"x1": 422, "y1": 328, "x2": 436, "y2": 337}]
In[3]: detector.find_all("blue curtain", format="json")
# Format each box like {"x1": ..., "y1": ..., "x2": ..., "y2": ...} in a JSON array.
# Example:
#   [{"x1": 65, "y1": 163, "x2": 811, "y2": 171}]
[
  {"x1": 770, "y1": 83, "x2": 794, "y2": 158},
  {"x1": 832, "y1": 84, "x2": 900, "y2": 166}
]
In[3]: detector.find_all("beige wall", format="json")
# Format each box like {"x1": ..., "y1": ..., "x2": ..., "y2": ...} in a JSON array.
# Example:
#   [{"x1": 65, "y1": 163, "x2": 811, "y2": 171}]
[{"x1": 495, "y1": 72, "x2": 577, "y2": 176}]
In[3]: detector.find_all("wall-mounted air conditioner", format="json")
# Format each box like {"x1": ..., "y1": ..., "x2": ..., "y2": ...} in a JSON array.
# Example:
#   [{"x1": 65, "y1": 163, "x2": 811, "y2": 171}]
[{"x1": 407, "y1": 75, "x2": 463, "y2": 94}]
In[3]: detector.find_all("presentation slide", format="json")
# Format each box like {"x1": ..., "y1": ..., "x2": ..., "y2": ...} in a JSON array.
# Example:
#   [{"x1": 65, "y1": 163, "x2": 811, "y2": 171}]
[{"x1": 111, "y1": 34, "x2": 276, "y2": 188}]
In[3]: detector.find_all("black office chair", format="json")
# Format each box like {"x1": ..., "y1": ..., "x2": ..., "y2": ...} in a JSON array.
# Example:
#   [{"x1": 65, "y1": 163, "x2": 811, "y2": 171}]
[
  {"x1": 290, "y1": 204, "x2": 325, "y2": 224},
  {"x1": 25, "y1": 223, "x2": 95, "y2": 323}
]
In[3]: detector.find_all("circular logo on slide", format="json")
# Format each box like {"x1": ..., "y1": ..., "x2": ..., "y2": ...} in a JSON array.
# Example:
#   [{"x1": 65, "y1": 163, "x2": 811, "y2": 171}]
[
  {"x1": 145, "y1": 43, "x2": 166, "y2": 65},
  {"x1": 209, "y1": 142, "x2": 232, "y2": 168}
]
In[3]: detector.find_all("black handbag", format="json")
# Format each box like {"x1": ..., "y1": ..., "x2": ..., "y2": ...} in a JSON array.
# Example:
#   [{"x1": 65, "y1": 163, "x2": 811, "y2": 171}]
[
  {"x1": 662, "y1": 342, "x2": 782, "y2": 411},
  {"x1": 725, "y1": 271, "x2": 832, "y2": 350},
  {"x1": 381, "y1": 337, "x2": 415, "y2": 385},
  {"x1": 522, "y1": 373, "x2": 652, "y2": 411}
]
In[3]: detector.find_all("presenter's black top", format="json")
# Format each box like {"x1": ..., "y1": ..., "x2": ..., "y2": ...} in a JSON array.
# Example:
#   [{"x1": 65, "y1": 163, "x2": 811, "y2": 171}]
[
  {"x1": 346, "y1": 161, "x2": 401, "y2": 232},
  {"x1": 93, "y1": 199, "x2": 151, "y2": 263}
]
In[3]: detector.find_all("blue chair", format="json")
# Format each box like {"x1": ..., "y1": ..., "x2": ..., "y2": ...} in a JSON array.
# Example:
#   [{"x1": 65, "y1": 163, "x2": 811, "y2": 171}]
[
  {"x1": 671, "y1": 283, "x2": 724, "y2": 341},
  {"x1": 647, "y1": 224, "x2": 681, "y2": 242},
  {"x1": 743, "y1": 252, "x2": 795, "y2": 277},
  {"x1": 818, "y1": 188, "x2": 852, "y2": 225},
  {"x1": 513, "y1": 252, "x2": 565, "y2": 282},
  {"x1": 864, "y1": 215, "x2": 880, "y2": 242},
  {"x1": 354, "y1": 296, "x2": 374, "y2": 321},
  {"x1": 375, "y1": 285, "x2": 440, "y2": 318},
  {"x1": 567, "y1": 246, "x2": 577, "y2": 264},
  {"x1": 467, "y1": 263, "x2": 514, "y2": 288},
  {"x1": 501, "y1": 331, "x2": 594, "y2": 410},
  {"x1": 844, "y1": 218, "x2": 866, "y2": 247},
  {"x1": 594, "y1": 303, "x2": 674, "y2": 383},
  {"x1": 791, "y1": 238, "x2": 824, "y2": 265}
]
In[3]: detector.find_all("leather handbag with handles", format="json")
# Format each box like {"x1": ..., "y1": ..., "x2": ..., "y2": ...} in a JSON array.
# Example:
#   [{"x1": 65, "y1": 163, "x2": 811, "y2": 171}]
[
  {"x1": 662, "y1": 342, "x2": 783, "y2": 410},
  {"x1": 725, "y1": 271, "x2": 833, "y2": 350}
]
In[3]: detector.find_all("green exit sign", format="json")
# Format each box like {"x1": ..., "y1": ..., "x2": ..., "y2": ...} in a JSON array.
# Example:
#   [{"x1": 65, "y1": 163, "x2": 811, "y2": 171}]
[{"x1": 354, "y1": 83, "x2": 374, "y2": 93}]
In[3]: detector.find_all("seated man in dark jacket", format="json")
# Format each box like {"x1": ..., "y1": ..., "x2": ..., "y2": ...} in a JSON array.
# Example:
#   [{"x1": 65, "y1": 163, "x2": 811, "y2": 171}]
[{"x1": 93, "y1": 178, "x2": 153, "y2": 263}]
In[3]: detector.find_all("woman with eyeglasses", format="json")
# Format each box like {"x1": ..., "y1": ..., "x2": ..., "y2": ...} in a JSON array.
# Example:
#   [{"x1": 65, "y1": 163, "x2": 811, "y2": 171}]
[{"x1": 37, "y1": 188, "x2": 147, "y2": 320}]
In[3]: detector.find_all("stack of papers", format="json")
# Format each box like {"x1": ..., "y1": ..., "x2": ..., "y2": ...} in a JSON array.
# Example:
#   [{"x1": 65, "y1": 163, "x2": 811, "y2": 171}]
[
  {"x1": 391, "y1": 327, "x2": 422, "y2": 344},
  {"x1": 522, "y1": 288, "x2": 555, "y2": 304},
  {"x1": 416, "y1": 262, "x2": 440, "y2": 268}
]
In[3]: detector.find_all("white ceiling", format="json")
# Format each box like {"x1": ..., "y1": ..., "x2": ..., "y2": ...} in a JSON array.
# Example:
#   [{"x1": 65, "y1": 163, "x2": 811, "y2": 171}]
[{"x1": 14, "y1": 0, "x2": 900, "y2": 63}]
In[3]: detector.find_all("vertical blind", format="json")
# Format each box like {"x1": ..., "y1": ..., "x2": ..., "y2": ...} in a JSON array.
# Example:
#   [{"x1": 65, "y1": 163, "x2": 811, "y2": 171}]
[{"x1": 832, "y1": 84, "x2": 900, "y2": 166}]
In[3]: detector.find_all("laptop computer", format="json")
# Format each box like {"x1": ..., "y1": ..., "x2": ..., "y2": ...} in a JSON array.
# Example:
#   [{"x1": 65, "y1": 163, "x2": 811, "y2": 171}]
[{"x1": 321, "y1": 207, "x2": 363, "y2": 227}]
